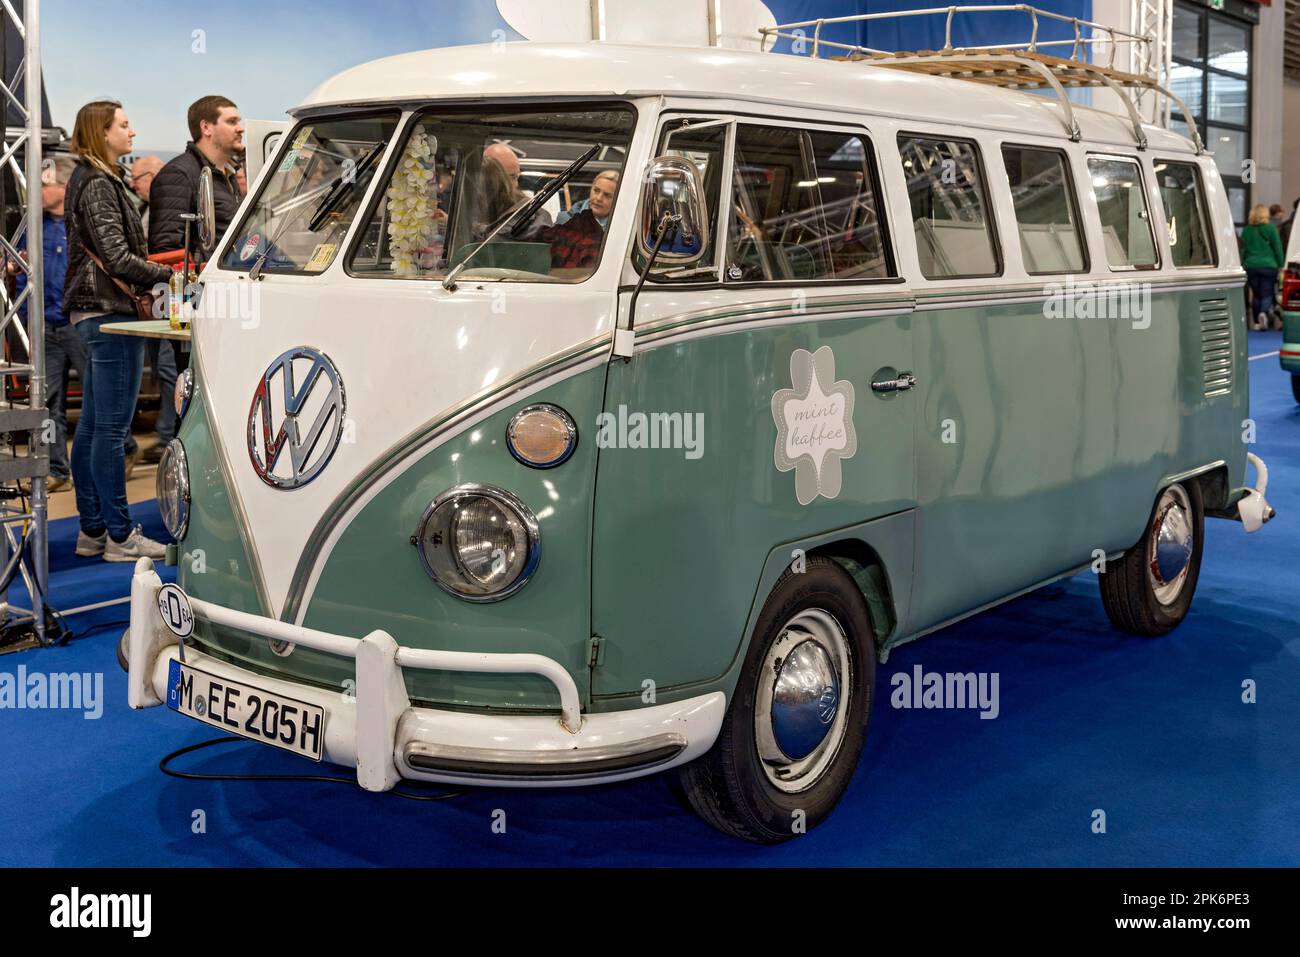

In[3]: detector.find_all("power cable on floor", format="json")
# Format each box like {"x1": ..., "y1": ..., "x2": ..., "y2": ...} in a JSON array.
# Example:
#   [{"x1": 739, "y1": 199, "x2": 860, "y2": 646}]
[{"x1": 160, "y1": 735, "x2": 468, "y2": 802}]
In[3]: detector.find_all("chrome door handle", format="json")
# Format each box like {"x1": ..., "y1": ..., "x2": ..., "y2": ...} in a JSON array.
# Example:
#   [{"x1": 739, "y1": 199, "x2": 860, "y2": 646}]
[{"x1": 870, "y1": 372, "x2": 916, "y2": 394}]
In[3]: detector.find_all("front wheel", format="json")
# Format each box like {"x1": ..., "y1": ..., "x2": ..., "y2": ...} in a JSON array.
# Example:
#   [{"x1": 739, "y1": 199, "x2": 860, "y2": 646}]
[
  {"x1": 1290, "y1": 374, "x2": 1300, "y2": 404},
  {"x1": 676, "y1": 557, "x2": 875, "y2": 843},
  {"x1": 1098, "y1": 481, "x2": 1204, "y2": 636}
]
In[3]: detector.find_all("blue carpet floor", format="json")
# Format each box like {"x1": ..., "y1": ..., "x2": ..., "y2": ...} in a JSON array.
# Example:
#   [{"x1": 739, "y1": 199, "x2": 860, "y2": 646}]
[{"x1": 1, "y1": 331, "x2": 1296, "y2": 866}]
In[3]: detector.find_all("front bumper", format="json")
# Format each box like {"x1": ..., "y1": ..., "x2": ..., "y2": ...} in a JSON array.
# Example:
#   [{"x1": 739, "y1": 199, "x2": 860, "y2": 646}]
[{"x1": 126, "y1": 559, "x2": 725, "y2": 789}]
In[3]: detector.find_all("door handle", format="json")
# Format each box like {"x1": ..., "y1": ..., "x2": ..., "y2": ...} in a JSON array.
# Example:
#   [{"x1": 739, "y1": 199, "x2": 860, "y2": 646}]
[{"x1": 870, "y1": 372, "x2": 916, "y2": 394}]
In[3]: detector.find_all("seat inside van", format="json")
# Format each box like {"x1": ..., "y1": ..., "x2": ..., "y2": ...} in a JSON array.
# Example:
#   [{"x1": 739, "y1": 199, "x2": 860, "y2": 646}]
[{"x1": 914, "y1": 218, "x2": 998, "y2": 277}]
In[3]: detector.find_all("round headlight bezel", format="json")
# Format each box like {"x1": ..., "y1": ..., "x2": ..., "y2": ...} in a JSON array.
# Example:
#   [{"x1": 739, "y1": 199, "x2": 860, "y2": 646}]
[
  {"x1": 155, "y1": 438, "x2": 190, "y2": 539},
  {"x1": 506, "y1": 403, "x2": 577, "y2": 469},
  {"x1": 174, "y1": 367, "x2": 194, "y2": 418},
  {"x1": 412, "y1": 484, "x2": 540, "y2": 602}
]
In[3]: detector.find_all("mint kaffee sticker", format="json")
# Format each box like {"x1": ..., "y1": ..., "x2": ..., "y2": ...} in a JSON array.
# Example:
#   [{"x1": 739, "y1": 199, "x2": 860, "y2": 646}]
[{"x1": 772, "y1": 346, "x2": 857, "y2": 505}]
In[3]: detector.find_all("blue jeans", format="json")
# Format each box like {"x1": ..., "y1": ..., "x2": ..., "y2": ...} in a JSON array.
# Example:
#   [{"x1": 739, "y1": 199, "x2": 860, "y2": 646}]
[
  {"x1": 149, "y1": 338, "x2": 182, "y2": 444},
  {"x1": 1247, "y1": 267, "x2": 1277, "y2": 319},
  {"x1": 71, "y1": 313, "x2": 144, "y2": 541},
  {"x1": 43, "y1": 323, "x2": 87, "y2": 479}
]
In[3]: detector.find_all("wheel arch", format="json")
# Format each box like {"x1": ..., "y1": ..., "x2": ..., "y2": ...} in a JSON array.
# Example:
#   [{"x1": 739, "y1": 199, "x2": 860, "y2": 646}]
[
  {"x1": 806, "y1": 539, "x2": 898, "y2": 654},
  {"x1": 735, "y1": 512, "x2": 915, "y2": 676}
]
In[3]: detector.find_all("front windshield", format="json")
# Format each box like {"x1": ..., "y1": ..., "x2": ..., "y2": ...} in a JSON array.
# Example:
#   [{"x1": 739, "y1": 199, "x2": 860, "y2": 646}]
[
  {"x1": 221, "y1": 113, "x2": 400, "y2": 273},
  {"x1": 348, "y1": 106, "x2": 635, "y2": 282}
]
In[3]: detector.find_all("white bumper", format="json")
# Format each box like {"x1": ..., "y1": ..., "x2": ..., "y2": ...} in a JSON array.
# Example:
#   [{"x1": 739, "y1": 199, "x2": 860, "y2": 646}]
[{"x1": 126, "y1": 559, "x2": 725, "y2": 789}]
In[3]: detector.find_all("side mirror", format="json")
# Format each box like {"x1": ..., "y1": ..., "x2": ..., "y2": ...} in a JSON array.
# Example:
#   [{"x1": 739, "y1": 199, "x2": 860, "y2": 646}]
[
  {"x1": 196, "y1": 167, "x2": 216, "y2": 254},
  {"x1": 637, "y1": 155, "x2": 709, "y2": 266}
]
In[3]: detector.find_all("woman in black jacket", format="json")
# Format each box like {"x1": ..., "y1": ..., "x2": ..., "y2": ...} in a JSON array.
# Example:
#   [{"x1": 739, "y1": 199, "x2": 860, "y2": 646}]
[{"x1": 63, "y1": 100, "x2": 172, "y2": 562}]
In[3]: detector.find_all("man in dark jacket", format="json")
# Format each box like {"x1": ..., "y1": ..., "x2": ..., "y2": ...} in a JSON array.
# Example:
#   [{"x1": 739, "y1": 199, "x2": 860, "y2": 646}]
[
  {"x1": 145, "y1": 95, "x2": 244, "y2": 460},
  {"x1": 148, "y1": 95, "x2": 244, "y2": 254}
]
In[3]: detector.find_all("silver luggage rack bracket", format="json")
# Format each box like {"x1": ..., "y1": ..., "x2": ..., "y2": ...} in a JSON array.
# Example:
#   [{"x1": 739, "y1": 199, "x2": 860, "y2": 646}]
[{"x1": 758, "y1": 4, "x2": 1205, "y2": 155}]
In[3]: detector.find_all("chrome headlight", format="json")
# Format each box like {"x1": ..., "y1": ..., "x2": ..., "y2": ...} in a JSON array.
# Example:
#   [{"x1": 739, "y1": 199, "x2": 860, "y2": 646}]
[
  {"x1": 174, "y1": 367, "x2": 194, "y2": 418},
  {"x1": 412, "y1": 485, "x2": 540, "y2": 602},
  {"x1": 506, "y1": 404, "x2": 577, "y2": 468},
  {"x1": 156, "y1": 439, "x2": 190, "y2": 539}
]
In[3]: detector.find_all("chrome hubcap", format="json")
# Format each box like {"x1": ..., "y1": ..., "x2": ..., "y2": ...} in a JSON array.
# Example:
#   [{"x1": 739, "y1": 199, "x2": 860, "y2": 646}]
[
  {"x1": 754, "y1": 608, "x2": 851, "y2": 794},
  {"x1": 1148, "y1": 485, "x2": 1194, "y2": 606}
]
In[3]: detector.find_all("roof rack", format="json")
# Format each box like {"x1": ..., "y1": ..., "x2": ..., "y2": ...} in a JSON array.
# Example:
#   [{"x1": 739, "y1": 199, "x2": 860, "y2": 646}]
[{"x1": 758, "y1": 4, "x2": 1203, "y2": 154}]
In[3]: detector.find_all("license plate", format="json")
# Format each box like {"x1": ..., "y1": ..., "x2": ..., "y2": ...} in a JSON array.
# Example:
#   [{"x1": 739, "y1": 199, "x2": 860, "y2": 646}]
[{"x1": 167, "y1": 660, "x2": 325, "y2": 761}]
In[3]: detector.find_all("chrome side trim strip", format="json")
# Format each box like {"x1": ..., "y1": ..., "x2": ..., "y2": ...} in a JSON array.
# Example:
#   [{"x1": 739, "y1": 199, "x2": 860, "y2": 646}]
[{"x1": 636, "y1": 296, "x2": 915, "y2": 351}]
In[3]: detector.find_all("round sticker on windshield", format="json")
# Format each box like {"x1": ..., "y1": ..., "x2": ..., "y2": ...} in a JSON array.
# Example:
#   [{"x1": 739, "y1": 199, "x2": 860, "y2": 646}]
[
  {"x1": 239, "y1": 234, "x2": 261, "y2": 262},
  {"x1": 157, "y1": 583, "x2": 195, "y2": 639}
]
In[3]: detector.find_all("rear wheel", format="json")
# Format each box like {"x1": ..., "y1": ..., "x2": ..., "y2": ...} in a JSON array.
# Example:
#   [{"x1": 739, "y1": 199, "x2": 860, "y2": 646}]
[
  {"x1": 1291, "y1": 374, "x2": 1300, "y2": 404},
  {"x1": 676, "y1": 557, "x2": 875, "y2": 843},
  {"x1": 1098, "y1": 482, "x2": 1204, "y2": 636}
]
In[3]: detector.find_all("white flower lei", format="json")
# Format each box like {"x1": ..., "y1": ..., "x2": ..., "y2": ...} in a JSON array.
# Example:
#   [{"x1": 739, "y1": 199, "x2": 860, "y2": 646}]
[{"x1": 385, "y1": 128, "x2": 437, "y2": 276}]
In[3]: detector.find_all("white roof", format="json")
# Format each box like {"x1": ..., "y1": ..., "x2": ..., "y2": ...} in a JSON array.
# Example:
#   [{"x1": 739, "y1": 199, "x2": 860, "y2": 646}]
[{"x1": 297, "y1": 41, "x2": 1197, "y2": 154}]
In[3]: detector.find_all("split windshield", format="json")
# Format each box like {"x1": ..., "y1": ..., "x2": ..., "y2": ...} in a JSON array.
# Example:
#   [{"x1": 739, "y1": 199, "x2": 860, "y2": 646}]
[
  {"x1": 221, "y1": 113, "x2": 400, "y2": 274},
  {"x1": 348, "y1": 106, "x2": 634, "y2": 282}
]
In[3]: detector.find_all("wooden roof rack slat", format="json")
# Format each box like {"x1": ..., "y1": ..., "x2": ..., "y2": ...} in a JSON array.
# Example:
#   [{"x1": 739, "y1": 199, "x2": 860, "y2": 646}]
[{"x1": 759, "y1": 5, "x2": 1204, "y2": 154}]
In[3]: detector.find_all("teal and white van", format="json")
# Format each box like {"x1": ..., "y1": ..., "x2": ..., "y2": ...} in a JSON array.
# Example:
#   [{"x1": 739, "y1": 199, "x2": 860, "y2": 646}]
[
  {"x1": 126, "y1": 37, "x2": 1274, "y2": 843},
  {"x1": 1278, "y1": 220, "x2": 1300, "y2": 401}
]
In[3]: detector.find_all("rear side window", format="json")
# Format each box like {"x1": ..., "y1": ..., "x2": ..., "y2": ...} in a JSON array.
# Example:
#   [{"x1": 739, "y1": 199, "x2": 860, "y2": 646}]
[
  {"x1": 1155, "y1": 161, "x2": 1216, "y2": 267},
  {"x1": 1086, "y1": 156, "x2": 1159, "y2": 270},
  {"x1": 898, "y1": 134, "x2": 1000, "y2": 279},
  {"x1": 1001, "y1": 145, "x2": 1086, "y2": 275},
  {"x1": 727, "y1": 126, "x2": 892, "y2": 283}
]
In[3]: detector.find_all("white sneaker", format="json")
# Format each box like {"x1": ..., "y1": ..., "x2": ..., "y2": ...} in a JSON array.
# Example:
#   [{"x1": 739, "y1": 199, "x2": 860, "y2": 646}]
[
  {"x1": 75, "y1": 529, "x2": 107, "y2": 557},
  {"x1": 104, "y1": 526, "x2": 167, "y2": 563}
]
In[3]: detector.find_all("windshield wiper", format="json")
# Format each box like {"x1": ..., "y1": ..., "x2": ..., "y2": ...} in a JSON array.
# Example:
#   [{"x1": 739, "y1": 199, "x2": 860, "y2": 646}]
[
  {"x1": 442, "y1": 142, "x2": 603, "y2": 291},
  {"x1": 306, "y1": 143, "x2": 386, "y2": 233},
  {"x1": 249, "y1": 143, "x2": 385, "y2": 280}
]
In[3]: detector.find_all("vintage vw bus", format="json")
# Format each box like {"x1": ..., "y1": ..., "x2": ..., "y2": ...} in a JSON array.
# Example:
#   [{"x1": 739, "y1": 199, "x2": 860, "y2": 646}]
[
  {"x1": 1279, "y1": 221, "x2": 1300, "y2": 402},
  {"x1": 125, "y1": 37, "x2": 1274, "y2": 843}
]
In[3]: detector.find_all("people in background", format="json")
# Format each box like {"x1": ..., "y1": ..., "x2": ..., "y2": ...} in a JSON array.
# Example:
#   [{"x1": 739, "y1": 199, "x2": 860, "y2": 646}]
[
  {"x1": 127, "y1": 155, "x2": 162, "y2": 232},
  {"x1": 10, "y1": 155, "x2": 77, "y2": 492},
  {"x1": 1241, "y1": 203, "x2": 1284, "y2": 331},
  {"x1": 543, "y1": 170, "x2": 619, "y2": 270},
  {"x1": 1269, "y1": 204, "x2": 1286, "y2": 227},
  {"x1": 149, "y1": 94, "x2": 244, "y2": 253},
  {"x1": 555, "y1": 170, "x2": 619, "y2": 228},
  {"x1": 1281, "y1": 198, "x2": 1298, "y2": 252},
  {"x1": 63, "y1": 100, "x2": 172, "y2": 562},
  {"x1": 146, "y1": 95, "x2": 243, "y2": 463},
  {"x1": 481, "y1": 142, "x2": 551, "y2": 238}
]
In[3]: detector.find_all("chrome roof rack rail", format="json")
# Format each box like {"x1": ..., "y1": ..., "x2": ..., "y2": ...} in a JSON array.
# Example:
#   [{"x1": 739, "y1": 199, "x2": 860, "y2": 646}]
[{"x1": 757, "y1": 4, "x2": 1204, "y2": 155}]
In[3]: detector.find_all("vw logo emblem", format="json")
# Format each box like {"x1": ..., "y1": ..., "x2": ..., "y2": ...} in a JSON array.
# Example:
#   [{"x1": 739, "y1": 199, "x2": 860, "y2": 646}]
[{"x1": 247, "y1": 347, "x2": 346, "y2": 489}]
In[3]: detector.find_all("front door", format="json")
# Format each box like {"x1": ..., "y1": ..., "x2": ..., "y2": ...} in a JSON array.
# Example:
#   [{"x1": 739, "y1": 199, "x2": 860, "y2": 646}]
[{"x1": 589, "y1": 113, "x2": 916, "y2": 703}]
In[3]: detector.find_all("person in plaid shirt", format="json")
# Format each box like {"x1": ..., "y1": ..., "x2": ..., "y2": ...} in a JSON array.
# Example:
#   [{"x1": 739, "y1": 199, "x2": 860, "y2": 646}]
[{"x1": 544, "y1": 171, "x2": 618, "y2": 271}]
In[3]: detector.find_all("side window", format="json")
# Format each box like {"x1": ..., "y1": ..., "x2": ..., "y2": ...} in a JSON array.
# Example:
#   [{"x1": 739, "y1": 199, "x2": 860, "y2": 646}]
[
  {"x1": 1155, "y1": 160, "x2": 1216, "y2": 267},
  {"x1": 726, "y1": 125, "x2": 891, "y2": 282},
  {"x1": 1086, "y1": 155, "x2": 1159, "y2": 270},
  {"x1": 1001, "y1": 145, "x2": 1086, "y2": 275},
  {"x1": 897, "y1": 134, "x2": 1000, "y2": 279}
]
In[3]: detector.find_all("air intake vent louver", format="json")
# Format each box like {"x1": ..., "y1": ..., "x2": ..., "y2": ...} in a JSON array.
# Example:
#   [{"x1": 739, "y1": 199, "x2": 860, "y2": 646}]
[{"x1": 1199, "y1": 298, "x2": 1232, "y2": 398}]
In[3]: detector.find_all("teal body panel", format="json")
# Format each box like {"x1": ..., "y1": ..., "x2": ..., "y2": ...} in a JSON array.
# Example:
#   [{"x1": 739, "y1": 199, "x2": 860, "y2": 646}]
[
  {"x1": 590, "y1": 309, "x2": 915, "y2": 701},
  {"x1": 178, "y1": 282, "x2": 1247, "y2": 720},
  {"x1": 176, "y1": 393, "x2": 266, "y2": 619},
  {"x1": 180, "y1": 365, "x2": 609, "y2": 713},
  {"x1": 1281, "y1": 308, "x2": 1300, "y2": 375},
  {"x1": 906, "y1": 283, "x2": 1247, "y2": 632}
]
